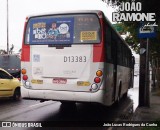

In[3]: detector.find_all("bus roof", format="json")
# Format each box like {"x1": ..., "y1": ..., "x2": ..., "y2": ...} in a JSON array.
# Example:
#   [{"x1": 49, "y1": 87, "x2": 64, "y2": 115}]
[{"x1": 26, "y1": 10, "x2": 102, "y2": 19}]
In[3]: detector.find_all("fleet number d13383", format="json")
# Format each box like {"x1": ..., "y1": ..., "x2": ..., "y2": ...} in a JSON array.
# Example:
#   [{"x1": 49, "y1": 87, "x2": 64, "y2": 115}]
[{"x1": 64, "y1": 56, "x2": 87, "y2": 62}]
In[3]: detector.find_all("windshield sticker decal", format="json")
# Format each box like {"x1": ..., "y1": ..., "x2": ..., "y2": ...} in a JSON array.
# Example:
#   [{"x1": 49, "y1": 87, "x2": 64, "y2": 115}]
[{"x1": 29, "y1": 17, "x2": 74, "y2": 44}]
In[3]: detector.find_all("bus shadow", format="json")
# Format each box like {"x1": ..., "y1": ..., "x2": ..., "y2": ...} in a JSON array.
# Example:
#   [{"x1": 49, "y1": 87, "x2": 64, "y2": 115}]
[
  {"x1": 42, "y1": 96, "x2": 134, "y2": 122},
  {"x1": 0, "y1": 98, "x2": 22, "y2": 105},
  {"x1": 27, "y1": 97, "x2": 133, "y2": 130}
]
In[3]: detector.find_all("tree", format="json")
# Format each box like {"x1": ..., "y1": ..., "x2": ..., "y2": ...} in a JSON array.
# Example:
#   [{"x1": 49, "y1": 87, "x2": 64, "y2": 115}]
[
  {"x1": 104, "y1": 0, "x2": 160, "y2": 60},
  {"x1": 0, "y1": 49, "x2": 7, "y2": 55},
  {"x1": 105, "y1": 0, "x2": 160, "y2": 88},
  {"x1": 102, "y1": 0, "x2": 160, "y2": 51}
]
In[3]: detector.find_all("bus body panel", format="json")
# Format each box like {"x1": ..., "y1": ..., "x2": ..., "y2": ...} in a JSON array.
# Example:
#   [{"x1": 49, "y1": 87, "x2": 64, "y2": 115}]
[
  {"x1": 22, "y1": 44, "x2": 104, "y2": 92},
  {"x1": 21, "y1": 84, "x2": 106, "y2": 104},
  {"x1": 21, "y1": 10, "x2": 134, "y2": 106},
  {"x1": 21, "y1": 62, "x2": 131, "y2": 106},
  {"x1": 30, "y1": 45, "x2": 92, "y2": 92},
  {"x1": 116, "y1": 65, "x2": 130, "y2": 98}
]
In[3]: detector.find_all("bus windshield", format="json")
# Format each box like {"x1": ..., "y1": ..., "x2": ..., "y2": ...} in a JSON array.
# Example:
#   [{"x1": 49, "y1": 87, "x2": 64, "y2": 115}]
[{"x1": 25, "y1": 14, "x2": 101, "y2": 45}]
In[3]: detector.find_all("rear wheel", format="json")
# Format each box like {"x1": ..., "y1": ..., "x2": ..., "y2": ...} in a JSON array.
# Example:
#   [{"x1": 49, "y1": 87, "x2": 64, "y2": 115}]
[
  {"x1": 60, "y1": 101, "x2": 75, "y2": 106},
  {"x1": 114, "y1": 84, "x2": 121, "y2": 106},
  {"x1": 60, "y1": 101, "x2": 76, "y2": 113},
  {"x1": 123, "y1": 91, "x2": 128, "y2": 99},
  {"x1": 116, "y1": 95, "x2": 120, "y2": 105},
  {"x1": 13, "y1": 88, "x2": 21, "y2": 101}
]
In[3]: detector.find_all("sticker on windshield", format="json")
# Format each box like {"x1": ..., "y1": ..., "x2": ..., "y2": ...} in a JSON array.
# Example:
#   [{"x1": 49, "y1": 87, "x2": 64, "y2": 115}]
[
  {"x1": 29, "y1": 17, "x2": 74, "y2": 44},
  {"x1": 80, "y1": 31, "x2": 97, "y2": 41}
]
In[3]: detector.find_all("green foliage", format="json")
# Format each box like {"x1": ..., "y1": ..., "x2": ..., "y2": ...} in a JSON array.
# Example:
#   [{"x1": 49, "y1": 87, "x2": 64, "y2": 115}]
[{"x1": 0, "y1": 49, "x2": 7, "y2": 54}]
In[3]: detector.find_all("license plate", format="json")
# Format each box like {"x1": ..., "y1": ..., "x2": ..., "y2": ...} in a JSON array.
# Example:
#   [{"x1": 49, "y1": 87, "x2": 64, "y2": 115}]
[{"x1": 53, "y1": 78, "x2": 67, "y2": 84}]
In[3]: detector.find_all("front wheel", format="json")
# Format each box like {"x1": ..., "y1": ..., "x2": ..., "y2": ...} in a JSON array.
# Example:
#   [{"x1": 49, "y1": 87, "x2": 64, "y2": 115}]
[{"x1": 13, "y1": 88, "x2": 21, "y2": 101}]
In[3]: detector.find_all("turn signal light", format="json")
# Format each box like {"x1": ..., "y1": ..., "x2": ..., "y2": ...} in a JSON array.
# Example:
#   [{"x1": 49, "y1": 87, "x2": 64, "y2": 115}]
[
  {"x1": 94, "y1": 77, "x2": 101, "y2": 83},
  {"x1": 96, "y1": 70, "x2": 103, "y2": 77},
  {"x1": 21, "y1": 69, "x2": 26, "y2": 74},
  {"x1": 23, "y1": 75, "x2": 28, "y2": 81}
]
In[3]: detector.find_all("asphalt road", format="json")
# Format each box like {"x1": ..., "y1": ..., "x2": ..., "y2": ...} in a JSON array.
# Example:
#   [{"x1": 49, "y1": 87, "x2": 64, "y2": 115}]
[
  {"x1": 0, "y1": 76, "x2": 139, "y2": 130},
  {"x1": 0, "y1": 97, "x2": 133, "y2": 130}
]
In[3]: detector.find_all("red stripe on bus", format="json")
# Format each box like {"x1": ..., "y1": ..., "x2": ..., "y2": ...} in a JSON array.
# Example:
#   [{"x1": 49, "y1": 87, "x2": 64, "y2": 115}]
[
  {"x1": 93, "y1": 18, "x2": 105, "y2": 62},
  {"x1": 21, "y1": 21, "x2": 30, "y2": 62},
  {"x1": 21, "y1": 44, "x2": 30, "y2": 62}
]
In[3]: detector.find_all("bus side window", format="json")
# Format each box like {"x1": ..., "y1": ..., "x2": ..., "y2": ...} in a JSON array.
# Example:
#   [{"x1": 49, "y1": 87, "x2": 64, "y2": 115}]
[
  {"x1": 121, "y1": 44, "x2": 125, "y2": 66},
  {"x1": 105, "y1": 25, "x2": 112, "y2": 63},
  {"x1": 132, "y1": 55, "x2": 135, "y2": 69},
  {"x1": 117, "y1": 39, "x2": 122, "y2": 65},
  {"x1": 127, "y1": 50, "x2": 130, "y2": 67},
  {"x1": 124, "y1": 46, "x2": 128, "y2": 67}
]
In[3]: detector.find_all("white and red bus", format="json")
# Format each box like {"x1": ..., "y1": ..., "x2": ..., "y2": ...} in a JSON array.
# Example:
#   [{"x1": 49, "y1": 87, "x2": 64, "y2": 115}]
[{"x1": 21, "y1": 10, "x2": 134, "y2": 106}]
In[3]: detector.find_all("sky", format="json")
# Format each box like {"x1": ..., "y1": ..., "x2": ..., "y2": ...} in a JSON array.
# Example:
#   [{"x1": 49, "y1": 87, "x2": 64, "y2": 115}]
[{"x1": 0, "y1": 0, "x2": 115, "y2": 52}]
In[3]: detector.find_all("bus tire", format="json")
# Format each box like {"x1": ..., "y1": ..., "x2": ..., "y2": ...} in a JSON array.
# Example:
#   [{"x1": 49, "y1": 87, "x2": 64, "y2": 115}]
[
  {"x1": 60, "y1": 101, "x2": 75, "y2": 106},
  {"x1": 123, "y1": 91, "x2": 128, "y2": 99},
  {"x1": 115, "y1": 83, "x2": 122, "y2": 106},
  {"x1": 60, "y1": 101, "x2": 76, "y2": 112},
  {"x1": 13, "y1": 88, "x2": 21, "y2": 101}
]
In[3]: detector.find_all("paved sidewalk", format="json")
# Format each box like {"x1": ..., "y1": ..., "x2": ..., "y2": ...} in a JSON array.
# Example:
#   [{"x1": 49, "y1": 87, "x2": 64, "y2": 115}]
[
  {"x1": 132, "y1": 86, "x2": 160, "y2": 121},
  {"x1": 112, "y1": 85, "x2": 160, "y2": 130},
  {"x1": 129, "y1": 85, "x2": 160, "y2": 130}
]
